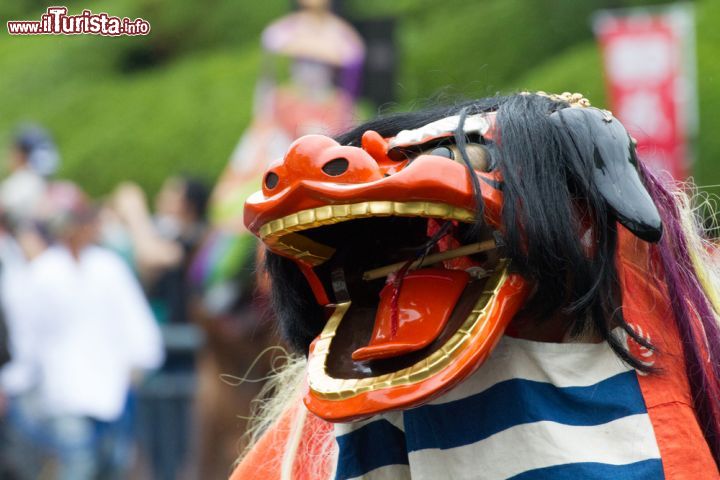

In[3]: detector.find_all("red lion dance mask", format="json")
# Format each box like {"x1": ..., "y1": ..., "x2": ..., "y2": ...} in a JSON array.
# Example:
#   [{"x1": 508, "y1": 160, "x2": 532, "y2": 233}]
[{"x1": 241, "y1": 92, "x2": 691, "y2": 423}]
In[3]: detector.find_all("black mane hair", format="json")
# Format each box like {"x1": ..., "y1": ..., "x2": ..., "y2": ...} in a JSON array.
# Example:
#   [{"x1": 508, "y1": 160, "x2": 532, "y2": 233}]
[
  {"x1": 265, "y1": 251, "x2": 326, "y2": 354},
  {"x1": 265, "y1": 93, "x2": 650, "y2": 369}
]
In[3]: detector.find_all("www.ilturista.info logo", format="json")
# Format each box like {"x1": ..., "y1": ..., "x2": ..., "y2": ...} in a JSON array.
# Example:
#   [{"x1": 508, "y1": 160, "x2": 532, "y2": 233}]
[{"x1": 7, "y1": 7, "x2": 150, "y2": 36}]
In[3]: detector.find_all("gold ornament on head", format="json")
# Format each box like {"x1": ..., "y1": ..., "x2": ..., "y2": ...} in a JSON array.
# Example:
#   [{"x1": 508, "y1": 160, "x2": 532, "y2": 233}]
[
  {"x1": 522, "y1": 91, "x2": 614, "y2": 122},
  {"x1": 533, "y1": 91, "x2": 592, "y2": 108}
]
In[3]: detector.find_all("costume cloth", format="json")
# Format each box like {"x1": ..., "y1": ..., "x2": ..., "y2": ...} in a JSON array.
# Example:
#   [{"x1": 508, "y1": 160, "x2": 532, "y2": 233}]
[{"x1": 230, "y1": 230, "x2": 718, "y2": 480}]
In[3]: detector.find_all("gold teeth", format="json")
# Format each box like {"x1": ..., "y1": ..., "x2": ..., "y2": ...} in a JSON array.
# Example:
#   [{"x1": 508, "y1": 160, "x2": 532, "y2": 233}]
[
  {"x1": 264, "y1": 233, "x2": 335, "y2": 265},
  {"x1": 260, "y1": 201, "x2": 476, "y2": 266},
  {"x1": 259, "y1": 201, "x2": 475, "y2": 238},
  {"x1": 307, "y1": 259, "x2": 510, "y2": 400}
]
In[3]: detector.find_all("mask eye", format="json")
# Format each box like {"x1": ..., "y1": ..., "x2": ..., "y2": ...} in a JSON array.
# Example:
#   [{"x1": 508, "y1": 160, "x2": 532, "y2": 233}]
[
  {"x1": 430, "y1": 146, "x2": 454, "y2": 159},
  {"x1": 463, "y1": 144, "x2": 493, "y2": 172},
  {"x1": 426, "y1": 143, "x2": 492, "y2": 172}
]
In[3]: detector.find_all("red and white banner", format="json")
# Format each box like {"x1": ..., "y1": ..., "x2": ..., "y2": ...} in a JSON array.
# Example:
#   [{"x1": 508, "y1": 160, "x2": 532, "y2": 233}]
[{"x1": 594, "y1": 4, "x2": 697, "y2": 179}]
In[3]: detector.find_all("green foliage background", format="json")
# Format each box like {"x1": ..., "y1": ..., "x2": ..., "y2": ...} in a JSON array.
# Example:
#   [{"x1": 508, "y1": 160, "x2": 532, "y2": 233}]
[{"x1": 0, "y1": 0, "x2": 717, "y2": 197}]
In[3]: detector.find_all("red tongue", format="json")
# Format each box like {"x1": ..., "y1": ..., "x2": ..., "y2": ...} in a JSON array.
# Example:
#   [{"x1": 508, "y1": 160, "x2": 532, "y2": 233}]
[{"x1": 351, "y1": 268, "x2": 470, "y2": 362}]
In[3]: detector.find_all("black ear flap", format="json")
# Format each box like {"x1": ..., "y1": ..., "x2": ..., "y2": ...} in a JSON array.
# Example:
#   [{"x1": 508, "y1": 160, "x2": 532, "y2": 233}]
[{"x1": 550, "y1": 107, "x2": 663, "y2": 243}]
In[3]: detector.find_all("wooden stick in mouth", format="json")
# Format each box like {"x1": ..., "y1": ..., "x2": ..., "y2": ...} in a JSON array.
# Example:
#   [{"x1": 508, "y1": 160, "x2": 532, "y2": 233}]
[{"x1": 362, "y1": 239, "x2": 497, "y2": 281}]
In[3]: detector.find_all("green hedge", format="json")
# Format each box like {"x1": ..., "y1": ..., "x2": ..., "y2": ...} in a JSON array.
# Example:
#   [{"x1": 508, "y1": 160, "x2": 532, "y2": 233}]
[
  {"x1": 1, "y1": 0, "x2": 716, "y2": 197},
  {"x1": 0, "y1": 1, "x2": 288, "y2": 195}
]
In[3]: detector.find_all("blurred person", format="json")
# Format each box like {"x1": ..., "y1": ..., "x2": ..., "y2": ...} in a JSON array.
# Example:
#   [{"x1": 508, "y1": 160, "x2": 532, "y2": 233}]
[
  {"x1": 111, "y1": 177, "x2": 208, "y2": 480},
  {"x1": 3, "y1": 182, "x2": 164, "y2": 480},
  {"x1": 0, "y1": 124, "x2": 57, "y2": 224},
  {"x1": 0, "y1": 128, "x2": 57, "y2": 479},
  {"x1": 185, "y1": 2, "x2": 364, "y2": 476},
  {"x1": 0, "y1": 274, "x2": 15, "y2": 478},
  {"x1": 0, "y1": 217, "x2": 40, "y2": 480},
  {"x1": 112, "y1": 177, "x2": 208, "y2": 325},
  {"x1": 0, "y1": 125, "x2": 59, "y2": 268}
]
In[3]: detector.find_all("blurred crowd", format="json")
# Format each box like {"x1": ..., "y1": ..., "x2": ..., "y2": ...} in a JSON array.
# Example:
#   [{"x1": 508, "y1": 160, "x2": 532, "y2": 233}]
[
  {"x1": 0, "y1": 4, "x2": 371, "y2": 480},
  {"x1": 0, "y1": 125, "x2": 211, "y2": 480}
]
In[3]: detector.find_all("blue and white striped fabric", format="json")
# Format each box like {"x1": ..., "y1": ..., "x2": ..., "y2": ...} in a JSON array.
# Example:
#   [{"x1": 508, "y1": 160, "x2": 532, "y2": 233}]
[{"x1": 334, "y1": 333, "x2": 663, "y2": 480}]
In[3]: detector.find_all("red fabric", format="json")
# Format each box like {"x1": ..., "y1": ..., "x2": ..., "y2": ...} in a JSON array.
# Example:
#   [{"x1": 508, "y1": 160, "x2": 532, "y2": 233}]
[{"x1": 618, "y1": 228, "x2": 718, "y2": 478}]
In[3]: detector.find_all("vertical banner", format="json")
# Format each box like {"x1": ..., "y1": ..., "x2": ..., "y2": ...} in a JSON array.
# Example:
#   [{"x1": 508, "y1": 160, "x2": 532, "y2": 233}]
[{"x1": 593, "y1": 4, "x2": 697, "y2": 179}]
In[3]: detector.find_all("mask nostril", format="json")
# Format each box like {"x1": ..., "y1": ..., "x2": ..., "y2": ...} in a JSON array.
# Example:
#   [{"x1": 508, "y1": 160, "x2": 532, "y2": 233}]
[
  {"x1": 322, "y1": 158, "x2": 349, "y2": 176},
  {"x1": 265, "y1": 172, "x2": 279, "y2": 189}
]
